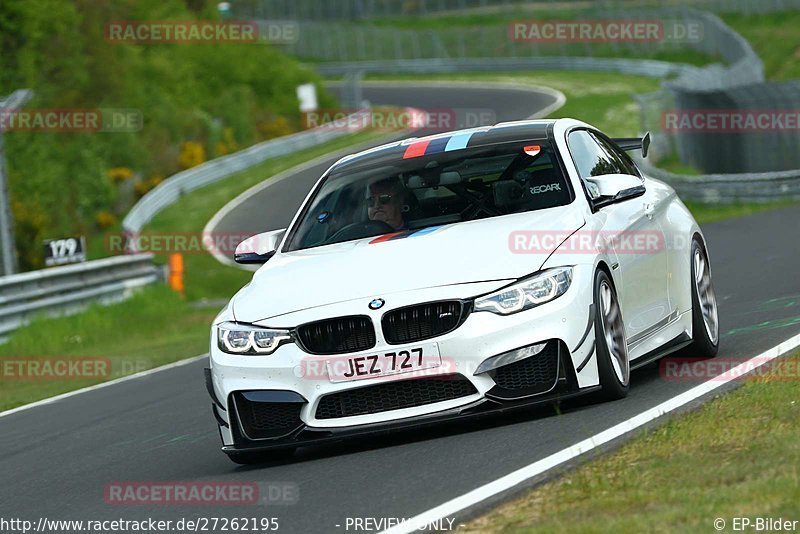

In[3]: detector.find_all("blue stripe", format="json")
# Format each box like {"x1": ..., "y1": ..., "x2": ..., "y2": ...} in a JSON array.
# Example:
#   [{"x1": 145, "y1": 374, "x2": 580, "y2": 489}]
[
  {"x1": 411, "y1": 226, "x2": 442, "y2": 237},
  {"x1": 425, "y1": 136, "x2": 450, "y2": 155},
  {"x1": 444, "y1": 131, "x2": 474, "y2": 152}
]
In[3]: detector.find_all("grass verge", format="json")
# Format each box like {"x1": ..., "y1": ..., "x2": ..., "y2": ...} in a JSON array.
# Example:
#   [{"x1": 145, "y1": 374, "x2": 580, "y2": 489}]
[
  {"x1": 0, "y1": 286, "x2": 213, "y2": 412},
  {"x1": 721, "y1": 11, "x2": 800, "y2": 81},
  {"x1": 463, "y1": 351, "x2": 800, "y2": 533},
  {"x1": 685, "y1": 200, "x2": 800, "y2": 225}
]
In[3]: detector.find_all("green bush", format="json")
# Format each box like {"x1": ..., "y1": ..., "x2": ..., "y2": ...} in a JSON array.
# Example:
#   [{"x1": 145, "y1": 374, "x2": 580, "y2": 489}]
[{"x1": 0, "y1": 0, "x2": 335, "y2": 270}]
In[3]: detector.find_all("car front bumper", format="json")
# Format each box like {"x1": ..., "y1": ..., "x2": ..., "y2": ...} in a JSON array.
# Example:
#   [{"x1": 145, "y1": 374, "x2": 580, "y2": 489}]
[{"x1": 208, "y1": 265, "x2": 600, "y2": 451}]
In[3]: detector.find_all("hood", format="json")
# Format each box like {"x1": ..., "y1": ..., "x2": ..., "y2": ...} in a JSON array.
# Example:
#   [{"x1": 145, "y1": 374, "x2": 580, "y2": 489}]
[{"x1": 233, "y1": 206, "x2": 584, "y2": 322}]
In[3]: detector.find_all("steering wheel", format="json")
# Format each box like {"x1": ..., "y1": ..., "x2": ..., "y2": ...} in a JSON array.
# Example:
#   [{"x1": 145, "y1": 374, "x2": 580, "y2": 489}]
[{"x1": 326, "y1": 220, "x2": 394, "y2": 243}]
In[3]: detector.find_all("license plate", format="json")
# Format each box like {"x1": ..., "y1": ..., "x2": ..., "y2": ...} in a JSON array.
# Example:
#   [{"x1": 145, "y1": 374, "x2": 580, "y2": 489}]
[{"x1": 326, "y1": 342, "x2": 441, "y2": 383}]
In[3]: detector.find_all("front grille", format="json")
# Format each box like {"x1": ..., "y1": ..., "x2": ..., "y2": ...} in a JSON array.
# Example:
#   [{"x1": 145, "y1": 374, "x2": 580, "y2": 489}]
[
  {"x1": 382, "y1": 301, "x2": 467, "y2": 344},
  {"x1": 233, "y1": 393, "x2": 303, "y2": 439},
  {"x1": 296, "y1": 315, "x2": 376, "y2": 355},
  {"x1": 315, "y1": 374, "x2": 477, "y2": 419},
  {"x1": 490, "y1": 341, "x2": 560, "y2": 394}
]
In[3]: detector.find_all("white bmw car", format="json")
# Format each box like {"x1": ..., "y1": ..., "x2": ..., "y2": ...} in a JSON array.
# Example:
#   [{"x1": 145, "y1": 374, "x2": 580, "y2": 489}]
[{"x1": 206, "y1": 118, "x2": 719, "y2": 464}]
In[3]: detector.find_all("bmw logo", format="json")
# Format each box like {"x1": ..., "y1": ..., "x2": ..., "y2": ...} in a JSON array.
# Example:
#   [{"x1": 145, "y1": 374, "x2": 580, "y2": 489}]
[{"x1": 368, "y1": 298, "x2": 385, "y2": 310}]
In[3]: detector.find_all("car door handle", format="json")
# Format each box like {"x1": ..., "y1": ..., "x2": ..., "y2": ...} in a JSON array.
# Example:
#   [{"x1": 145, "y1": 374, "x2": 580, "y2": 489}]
[{"x1": 644, "y1": 202, "x2": 655, "y2": 220}]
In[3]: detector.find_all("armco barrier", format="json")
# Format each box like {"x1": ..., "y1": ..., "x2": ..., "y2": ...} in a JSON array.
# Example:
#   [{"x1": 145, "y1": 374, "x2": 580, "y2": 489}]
[
  {"x1": 313, "y1": 57, "x2": 696, "y2": 78},
  {"x1": 0, "y1": 254, "x2": 159, "y2": 339},
  {"x1": 638, "y1": 160, "x2": 800, "y2": 204}
]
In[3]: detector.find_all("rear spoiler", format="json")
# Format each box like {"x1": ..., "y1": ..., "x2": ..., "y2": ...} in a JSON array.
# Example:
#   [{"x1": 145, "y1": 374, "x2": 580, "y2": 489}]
[{"x1": 611, "y1": 132, "x2": 650, "y2": 158}]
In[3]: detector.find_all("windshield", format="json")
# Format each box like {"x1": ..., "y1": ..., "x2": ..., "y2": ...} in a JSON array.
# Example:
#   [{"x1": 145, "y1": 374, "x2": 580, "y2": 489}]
[{"x1": 285, "y1": 141, "x2": 572, "y2": 251}]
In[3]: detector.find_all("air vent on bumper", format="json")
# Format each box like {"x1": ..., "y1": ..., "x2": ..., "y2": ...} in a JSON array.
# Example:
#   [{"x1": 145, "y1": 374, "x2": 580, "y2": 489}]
[
  {"x1": 232, "y1": 391, "x2": 305, "y2": 440},
  {"x1": 315, "y1": 374, "x2": 477, "y2": 419},
  {"x1": 488, "y1": 340, "x2": 560, "y2": 398}
]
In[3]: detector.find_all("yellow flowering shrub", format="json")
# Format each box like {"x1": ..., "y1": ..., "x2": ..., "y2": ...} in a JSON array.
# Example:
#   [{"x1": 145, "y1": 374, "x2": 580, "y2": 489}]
[
  {"x1": 178, "y1": 141, "x2": 206, "y2": 169},
  {"x1": 107, "y1": 167, "x2": 134, "y2": 184}
]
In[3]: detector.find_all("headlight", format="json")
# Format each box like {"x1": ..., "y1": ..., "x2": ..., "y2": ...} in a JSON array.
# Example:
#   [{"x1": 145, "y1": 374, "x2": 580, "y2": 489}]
[
  {"x1": 217, "y1": 321, "x2": 292, "y2": 355},
  {"x1": 474, "y1": 267, "x2": 573, "y2": 315}
]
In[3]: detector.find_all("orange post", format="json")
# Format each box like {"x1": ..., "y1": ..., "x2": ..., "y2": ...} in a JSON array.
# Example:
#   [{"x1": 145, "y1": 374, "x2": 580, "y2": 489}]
[{"x1": 168, "y1": 253, "x2": 184, "y2": 296}]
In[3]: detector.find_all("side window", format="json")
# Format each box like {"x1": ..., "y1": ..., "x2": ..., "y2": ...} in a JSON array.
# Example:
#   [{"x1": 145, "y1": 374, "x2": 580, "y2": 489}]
[
  {"x1": 593, "y1": 133, "x2": 641, "y2": 179},
  {"x1": 567, "y1": 130, "x2": 623, "y2": 180}
]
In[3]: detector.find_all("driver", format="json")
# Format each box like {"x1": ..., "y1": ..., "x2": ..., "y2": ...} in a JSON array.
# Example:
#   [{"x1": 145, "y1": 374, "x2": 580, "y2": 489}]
[{"x1": 366, "y1": 177, "x2": 407, "y2": 230}]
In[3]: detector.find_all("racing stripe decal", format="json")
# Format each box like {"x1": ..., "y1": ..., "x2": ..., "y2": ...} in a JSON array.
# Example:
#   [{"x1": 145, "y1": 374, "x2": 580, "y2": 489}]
[
  {"x1": 403, "y1": 140, "x2": 430, "y2": 159},
  {"x1": 424, "y1": 136, "x2": 450, "y2": 155},
  {"x1": 410, "y1": 225, "x2": 442, "y2": 237},
  {"x1": 444, "y1": 131, "x2": 474, "y2": 152},
  {"x1": 369, "y1": 226, "x2": 443, "y2": 244},
  {"x1": 403, "y1": 131, "x2": 477, "y2": 159},
  {"x1": 369, "y1": 231, "x2": 406, "y2": 244}
]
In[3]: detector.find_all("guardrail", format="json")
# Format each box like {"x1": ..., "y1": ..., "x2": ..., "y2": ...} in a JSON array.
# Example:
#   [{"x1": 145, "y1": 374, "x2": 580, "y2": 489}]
[
  {"x1": 638, "y1": 160, "x2": 800, "y2": 204},
  {"x1": 314, "y1": 57, "x2": 696, "y2": 78},
  {"x1": 122, "y1": 111, "x2": 371, "y2": 235},
  {"x1": 0, "y1": 254, "x2": 160, "y2": 339}
]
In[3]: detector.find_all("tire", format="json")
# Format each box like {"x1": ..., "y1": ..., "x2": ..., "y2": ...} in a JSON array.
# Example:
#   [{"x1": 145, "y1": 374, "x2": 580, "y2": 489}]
[
  {"x1": 679, "y1": 238, "x2": 719, "y2": 359},
  {"x1": 593, "y1": 269, "x2": 630, "y2": 400},
  {"x1": 226, "y1": 447, "x2": 296, "y2": 465}
]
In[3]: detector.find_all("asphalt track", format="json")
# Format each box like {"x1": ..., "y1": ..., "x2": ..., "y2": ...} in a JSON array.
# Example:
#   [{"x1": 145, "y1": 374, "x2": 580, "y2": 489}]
[{"x1": 2, "y1": 83, "x2": 800, "y2": 533}]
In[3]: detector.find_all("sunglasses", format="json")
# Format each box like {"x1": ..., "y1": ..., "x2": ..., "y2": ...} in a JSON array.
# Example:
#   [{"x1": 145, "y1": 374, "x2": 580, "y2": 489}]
[{"x1": 365, "y1": 194, "x2": 394, "y2": 207}]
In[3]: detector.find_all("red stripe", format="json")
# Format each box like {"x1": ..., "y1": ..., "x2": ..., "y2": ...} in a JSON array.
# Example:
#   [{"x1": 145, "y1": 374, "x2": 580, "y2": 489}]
[
  {"x1": 403, "y1": 140, "x2": 430, "y2": 159},
  {"x1": 369, "y1": 231, "x2": 405, "y2": 244}
]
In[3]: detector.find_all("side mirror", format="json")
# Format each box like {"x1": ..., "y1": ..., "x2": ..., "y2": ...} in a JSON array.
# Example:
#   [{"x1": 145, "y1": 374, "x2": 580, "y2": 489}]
[
  {"x1": 641, "y1": 131, "x2": 651, "y2": 159},
  {"x1": 585, "y1": 174, "x2": 645, "y2": 207},
  {"x1": 234, "y1": 229, "x2": 286, "y2": 265}
]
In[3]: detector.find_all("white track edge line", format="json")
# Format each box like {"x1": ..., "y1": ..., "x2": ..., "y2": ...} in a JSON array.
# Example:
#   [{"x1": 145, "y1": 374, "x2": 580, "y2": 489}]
[
  {"x1": 0, "y1": 354, "x2": 208, "y2": 419},
  {"x1": 381, "y1": 331, "x2": 800, "y2": 534}
]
